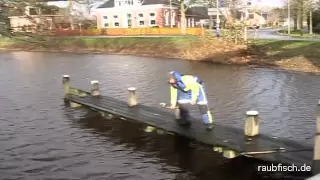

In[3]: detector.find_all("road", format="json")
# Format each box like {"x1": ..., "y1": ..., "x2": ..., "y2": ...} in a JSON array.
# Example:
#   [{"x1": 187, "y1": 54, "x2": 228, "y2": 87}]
[
  {"x1": 247, "y1": 27, "x2": 320, "y2": 41},
  {"x1": 207, "y1": 27, "x2": 319, "y2": 41}
]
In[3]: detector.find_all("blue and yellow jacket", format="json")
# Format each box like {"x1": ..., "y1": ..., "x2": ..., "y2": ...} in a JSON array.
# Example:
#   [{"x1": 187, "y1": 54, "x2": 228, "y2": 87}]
[{"x1": 170, "y1": 71, "x2": 203, "y2": 106}]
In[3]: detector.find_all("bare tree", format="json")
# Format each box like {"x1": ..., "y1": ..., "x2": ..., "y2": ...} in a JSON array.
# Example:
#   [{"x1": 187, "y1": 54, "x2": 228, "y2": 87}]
[
  {"x1": 176, "y1": 0, "x2": 196, "y2": 34},
  {"x1": 81, "y1": 0, "x2": 100, "y2": 17},
  {"x1": 306, "y1": 0, "x2": 317, "y2": 34},
  {"x1": 284, "y1": 0, "x2": 316, "y2": 35},
  {"x1": 267, "y1": 7, "x2": 286, "y2": 26}
]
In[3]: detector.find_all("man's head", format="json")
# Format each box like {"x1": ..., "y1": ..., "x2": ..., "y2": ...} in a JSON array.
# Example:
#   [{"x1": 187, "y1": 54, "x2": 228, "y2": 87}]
[
  {"x1": 168, "y1": 77, "x2": 176, "y2": 84},
  {"x1": 168, "y1": 72, "x2": 176, "y2": 84}
]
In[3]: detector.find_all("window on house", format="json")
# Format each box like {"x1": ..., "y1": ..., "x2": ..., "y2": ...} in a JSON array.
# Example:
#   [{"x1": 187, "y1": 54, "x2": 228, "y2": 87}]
[
  {"x1": 149, "y1": 13, "x2": 155, "y2": 16},
  {"x1": 139, "y1": 21, "x2": 144, "y2": 25},
  {"x1": 114, "y1": 22, "x2": 119, "y2": 26},
  {"x1": 128, "y1": 19, "x2": 132, "y2": 27},
  {"x1": 249, "y1": 14, "x2": 254, "y2": 19},
  {"x1": 138, "y1": 13, "x2": 143, "y2": 17},
  {"x1": 127, "y1": 14, "x2": 131, "y2": 18},
  {"x1": 113, "y1": 15, "x2": 118, "y2": 18},
  {"x1": 103, "y1": 16, "x2": 108, "y2": 19},
  {"x1": 150, "y1": 20, "x2": 156, "y2": 25},
  {"x1": 164, "y1": 11, "x2": 169, "y2": 26},
  {"x1": 29, "y1": 8, "x2": 38, "y2": 15},
  {"x1": 104, "y1": 23, "x2": 109, "y2": 27}
]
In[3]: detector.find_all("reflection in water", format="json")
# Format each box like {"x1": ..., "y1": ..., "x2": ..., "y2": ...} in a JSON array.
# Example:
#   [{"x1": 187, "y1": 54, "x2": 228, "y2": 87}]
[
  {"x1": 0, "y1": 51, "x2": 318, "y2": 180},
  {"x1": 65, "y1": 108, "x2": 311, "y2": 180}
]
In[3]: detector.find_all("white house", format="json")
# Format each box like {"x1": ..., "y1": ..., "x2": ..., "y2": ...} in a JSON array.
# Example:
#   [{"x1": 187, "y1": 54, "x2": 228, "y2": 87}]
[{"x1": 94, "y1": 0, "x2": 208, "y2": 29}]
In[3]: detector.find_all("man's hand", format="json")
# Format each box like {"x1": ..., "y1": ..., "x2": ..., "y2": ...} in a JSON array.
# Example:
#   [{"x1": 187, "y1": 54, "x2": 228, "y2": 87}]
[
  {"x1": 169, "y1": 105, "x2": 177, "y2": 109},
  {"x1": 190, "y1": 101, "x2": 196, "y2": 105}
]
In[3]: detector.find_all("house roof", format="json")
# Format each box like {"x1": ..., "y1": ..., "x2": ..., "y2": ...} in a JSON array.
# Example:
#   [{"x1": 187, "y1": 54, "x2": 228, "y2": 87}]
[
  {"x1": 186, "y1": 7, "x2": 208, "y2": 19},
  {"x1": 98, "y1": 0, "x2": 114, "y2": 8}
]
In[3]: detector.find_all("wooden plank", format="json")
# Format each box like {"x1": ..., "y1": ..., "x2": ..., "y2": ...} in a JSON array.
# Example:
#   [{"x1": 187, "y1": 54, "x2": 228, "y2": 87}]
[
  {"x1": 307, "y1": 173, "x2": 320, "y2": 180},
  {"x1": 65, "y1": 93, "x2": 313, "y2": 166}
]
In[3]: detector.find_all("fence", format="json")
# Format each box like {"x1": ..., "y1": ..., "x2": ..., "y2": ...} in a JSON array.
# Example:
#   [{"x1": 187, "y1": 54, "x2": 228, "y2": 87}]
[{"x1": 53, "y1": 28, "x2": 203, "y2": 36}]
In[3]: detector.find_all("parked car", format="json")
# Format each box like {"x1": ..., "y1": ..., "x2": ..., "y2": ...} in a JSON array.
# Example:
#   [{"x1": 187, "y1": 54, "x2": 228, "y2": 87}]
[{"x1": 251, "y1": 24, "x2": 260, "y2": 29}]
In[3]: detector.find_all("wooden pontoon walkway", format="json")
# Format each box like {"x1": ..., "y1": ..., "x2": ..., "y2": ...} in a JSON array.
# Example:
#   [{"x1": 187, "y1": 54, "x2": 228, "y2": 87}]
[{"x1": 62, "y1": 75, "x2": 320, "y2": 171}]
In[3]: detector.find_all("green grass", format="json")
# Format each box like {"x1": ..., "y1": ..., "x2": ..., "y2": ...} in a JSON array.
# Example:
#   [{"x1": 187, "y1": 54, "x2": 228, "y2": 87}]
[
  {"x1": 278, "y1": 30, "x2": 320, "y2": 38},
  {"x1": 0, "y1": 37, "x2": 17, "y2": 46},
  {"x1": 249, "y1": 39, "x2": 320, "y2": 66}
]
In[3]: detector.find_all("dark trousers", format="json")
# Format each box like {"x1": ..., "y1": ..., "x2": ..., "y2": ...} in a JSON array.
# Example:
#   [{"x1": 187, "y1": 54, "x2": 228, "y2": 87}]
[{"x1": 177, "y1": 103, "x2": 212, "y2": 124}]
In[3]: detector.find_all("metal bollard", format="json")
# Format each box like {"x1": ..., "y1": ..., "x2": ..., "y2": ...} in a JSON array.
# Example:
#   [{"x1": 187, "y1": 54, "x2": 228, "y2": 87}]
[
  {"x1": 127, "y1": 87, "x2": 137, "y2": 107},
  {"x1": 62, "y1": 75, "x2": 70, "y2": 96},
  {"x1": 91, "y1": 80, "x2": 99, "y2": 97},
  {"x1": 244, "y1": 110, "x2": 260, "y2": 137}
]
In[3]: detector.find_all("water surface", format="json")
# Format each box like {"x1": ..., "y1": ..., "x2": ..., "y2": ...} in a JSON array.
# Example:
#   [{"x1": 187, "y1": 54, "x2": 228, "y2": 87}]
[{"x1": 0, "y1": 51, "x2": 318, "y2": 180}]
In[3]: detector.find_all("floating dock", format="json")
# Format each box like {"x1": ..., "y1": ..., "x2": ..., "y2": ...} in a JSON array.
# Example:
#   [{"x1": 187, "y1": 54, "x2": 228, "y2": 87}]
[{"x1": 61, "y1": 75, "x2": 320, "y2": 176}]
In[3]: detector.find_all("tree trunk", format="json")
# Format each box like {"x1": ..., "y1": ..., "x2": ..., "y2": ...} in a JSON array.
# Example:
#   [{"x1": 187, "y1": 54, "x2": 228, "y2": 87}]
[
  {"x1": 299, "y1": 1, "x2": 303, "y2": 36},
  {"x1": 297, "y1": 14, "x2": 300, "y2": 30},
  {"x1": 309, "y1": 10, "x2": 313, "y2": 34},
  {"x1": 180, "y1": 1, "x2": 186, "y2": 35},
  {"x1": 293, "y1": 16, "x2": 297, "y2": 30},
  {"x1": 68, "y1": 0, "x2": 75, "y2": 30}
]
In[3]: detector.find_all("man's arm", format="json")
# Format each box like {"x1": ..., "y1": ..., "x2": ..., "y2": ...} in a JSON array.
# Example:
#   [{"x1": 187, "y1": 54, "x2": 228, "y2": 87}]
[{"x1": 170, "y1": 86, "x2": 178, "y2": 107}]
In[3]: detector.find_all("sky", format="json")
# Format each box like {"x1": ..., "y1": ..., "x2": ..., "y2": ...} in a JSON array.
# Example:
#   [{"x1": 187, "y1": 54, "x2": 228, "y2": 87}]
[{"x1": 251, "y1": 0, "x2": 284, "y2": 7}]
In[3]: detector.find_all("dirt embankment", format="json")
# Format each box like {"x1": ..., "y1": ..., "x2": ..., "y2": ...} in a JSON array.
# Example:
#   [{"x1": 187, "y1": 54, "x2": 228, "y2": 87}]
[{"x1": 0, "y1": 36, "x2": 319, "y2": 73}]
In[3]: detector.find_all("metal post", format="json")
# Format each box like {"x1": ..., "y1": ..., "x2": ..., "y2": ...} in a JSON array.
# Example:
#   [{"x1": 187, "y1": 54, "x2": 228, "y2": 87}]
[
  {"x1": 62, "y1": 75, "x2": 70, "y2": 96},
  {"x1": 127, "y1": 87, "x2": 137, "y2": 107},
  {"x1": 244, "y1": 110, "x2": 260, "y2": 137},
  {"x1": 91, "y1": 80, "x2": 99, "y2": 97},
  {"x1": 288, "y1": 0, "x2": 291, "y2": 35}
]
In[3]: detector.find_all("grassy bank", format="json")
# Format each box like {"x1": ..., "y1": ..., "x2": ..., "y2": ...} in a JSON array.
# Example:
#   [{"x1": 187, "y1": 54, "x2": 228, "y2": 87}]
[
  {"x1": 249, "y1": 39, "x2": 320, "y2": 72},
  {"x1": 278, "y1": 30, "x2": 320, "y2": 39},
  {"x1": 0, "y1": 36, "x2": 319, "y2": 73}
]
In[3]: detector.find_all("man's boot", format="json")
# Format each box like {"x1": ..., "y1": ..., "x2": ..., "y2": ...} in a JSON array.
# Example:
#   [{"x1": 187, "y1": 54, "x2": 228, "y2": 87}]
[{"x1": 205, "y1": 123, "x2": 213, "y2": 131}]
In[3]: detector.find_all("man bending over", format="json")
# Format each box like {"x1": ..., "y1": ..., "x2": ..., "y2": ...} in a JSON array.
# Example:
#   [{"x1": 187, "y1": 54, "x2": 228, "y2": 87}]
[{"x1": 168, "y1": 71, "x2": 213, "y2": 130}]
